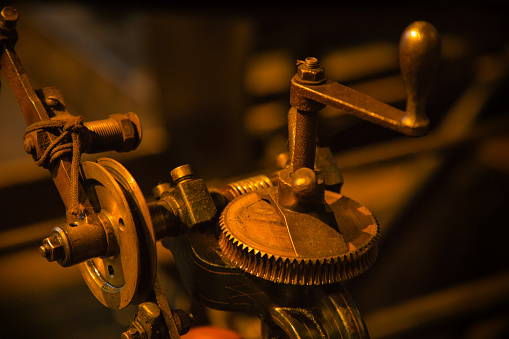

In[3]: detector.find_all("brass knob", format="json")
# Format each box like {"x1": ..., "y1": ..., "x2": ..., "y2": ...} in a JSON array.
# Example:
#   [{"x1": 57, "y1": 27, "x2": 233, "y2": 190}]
[{"x1": 399, "y1": 21, "x2": 441, "y2": 130}]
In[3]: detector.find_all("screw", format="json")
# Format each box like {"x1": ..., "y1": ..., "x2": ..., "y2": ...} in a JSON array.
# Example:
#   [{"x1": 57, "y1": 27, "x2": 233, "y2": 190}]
[
  {"x1": 138, "y1": 302, "x2": 161, "y2": 323},
  {"x1": 0, "y1": 7, "x2": 18, "y2": 30},
  {"x1": 170, "y1": 164, "x2": 194, "y2": 185},
  {"x1": 39, "y1": 235, "x2": 65, "y2": 262},
  {"x1": 291, "y1": 167, "x2": 317, "y2": 196},
  {"x1": 304, "y1": 57, "x2": 320, "y2": 69}
]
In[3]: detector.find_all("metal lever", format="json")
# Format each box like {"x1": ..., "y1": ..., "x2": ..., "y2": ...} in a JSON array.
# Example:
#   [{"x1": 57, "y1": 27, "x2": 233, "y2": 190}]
[
  {"x1": 1, "y1": 7, "x2": 142, "y2": 222},
  {"x1": 288, "y1": 21, "x2": 440, "y2": 174}
]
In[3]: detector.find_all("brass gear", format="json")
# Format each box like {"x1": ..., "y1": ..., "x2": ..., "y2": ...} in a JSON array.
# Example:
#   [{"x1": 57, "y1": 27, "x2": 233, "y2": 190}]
[{"x1": 218, "y1": 188, "x2": 379, "y2": 285}]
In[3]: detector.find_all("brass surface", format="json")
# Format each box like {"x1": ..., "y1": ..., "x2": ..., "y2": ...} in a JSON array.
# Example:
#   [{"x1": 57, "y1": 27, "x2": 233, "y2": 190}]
[
  {"x1": 290, "y1": 21, "x2": 440, "y2": 137},
  {"x1": 0, "y1": 6, "x2": 463, "y2": 338},
  {"x1": 219, "y1": 186, "x2": 379, "y2": 285},
  {"x1": 399, "y1": 21, "x2": 441, "y2": 130},
  {"x1": 79, "y1": 159, "x2": 156, "y2": 309},
  {"x1": 0, "y1": 25, "x2": 100, "y2": 224},
  {"x1": 83, "y1": 112, "x2": 142, "y2": 154}
]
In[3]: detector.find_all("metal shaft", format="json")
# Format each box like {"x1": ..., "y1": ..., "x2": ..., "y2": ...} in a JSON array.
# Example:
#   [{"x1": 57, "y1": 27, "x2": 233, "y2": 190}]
[{"x1": 291, "y1": 109, "x2": 318, "y2": 171}]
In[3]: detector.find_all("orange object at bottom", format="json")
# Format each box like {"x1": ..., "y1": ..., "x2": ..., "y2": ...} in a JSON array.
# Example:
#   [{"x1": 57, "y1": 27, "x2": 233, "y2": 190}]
[{"x1": 182, "y1": 326, "x2": 243, "y2": 339}]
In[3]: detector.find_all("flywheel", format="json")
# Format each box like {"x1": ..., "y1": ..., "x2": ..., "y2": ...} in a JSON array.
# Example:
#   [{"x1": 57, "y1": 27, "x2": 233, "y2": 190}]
[{"x1": 79, "y1": 158, "x2": 156, "y2": 309}]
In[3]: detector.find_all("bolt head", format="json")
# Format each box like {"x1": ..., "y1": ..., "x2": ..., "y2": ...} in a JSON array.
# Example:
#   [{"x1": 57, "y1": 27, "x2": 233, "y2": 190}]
[
  {"x1": 172, "y1": 309, "x2": 194, "y2": 335},
  {"x1": 121, "y1": 326, "x2": 140, "y2": 339},
  {"x1": 40, "y1": 235, "x2": 64, "y2": 262},
  {"x1": 44, "y1": 96, "x2": 60, "y2": 107},
  {"x1": 108, "y1": 113, "x2": 142, "y2": 152},
  {"x1": 138, "y1": 302, "x2": 161, "y2": 324},
  {"x1": 292, "y1": 167, "x2": 317, "y2": 196},
  {"x1": 24, "y1": 137, "x2": 36, "y2": 155},
  {"x1": 170, "y1": 164, "x2": 194, "y2": 184}
]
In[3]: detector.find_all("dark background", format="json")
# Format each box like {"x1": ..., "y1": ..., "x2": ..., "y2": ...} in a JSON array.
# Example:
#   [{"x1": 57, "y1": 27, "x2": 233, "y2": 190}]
[{"x1": 1, "y1": 1, "x2": 508, "y2": 338}]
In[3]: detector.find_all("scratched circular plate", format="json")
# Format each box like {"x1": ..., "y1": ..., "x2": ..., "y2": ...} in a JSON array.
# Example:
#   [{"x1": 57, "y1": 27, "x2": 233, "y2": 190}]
[
  {"x1": 219, "y1": 188, "x2": 380, "y2": 285},
  {"x1": 79, "y1": 159, "x2": 156, "y2": 309}
]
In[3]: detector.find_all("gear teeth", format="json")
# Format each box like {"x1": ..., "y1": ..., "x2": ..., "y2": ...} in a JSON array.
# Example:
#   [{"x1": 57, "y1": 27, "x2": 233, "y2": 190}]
[{"x1": 219, "y1": 212, "x2": 380, "y2": 285}]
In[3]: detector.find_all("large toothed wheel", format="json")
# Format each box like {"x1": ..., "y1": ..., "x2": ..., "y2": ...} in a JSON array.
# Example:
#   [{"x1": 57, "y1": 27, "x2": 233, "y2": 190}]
[
  {"x1": 79, "y1": 158, "x2": 156, "y2": 309},
  {"x1": 218, "y1": 188, "x2": 379, "y2": 285}
]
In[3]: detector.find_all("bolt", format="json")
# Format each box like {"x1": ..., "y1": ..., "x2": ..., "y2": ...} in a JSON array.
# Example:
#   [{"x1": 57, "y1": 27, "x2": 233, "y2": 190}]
[
  {"x1": 39, "y1": 235, "x2": 65, "y2": 262},
  {"x1": 83, "y1": 113, "x2": 142, "y2": 153},
  {"x1": 172, "y1": 309, "x2": 194, "y2": 335},
  {"x1": 297, "y1": 57, "x2": 325, "y2": 84},
  {"x1": 291, "y1": 167, "x2": 317, "y2": 196},
  {"x1": 304, "y1": 57, "x2": 320, "y2": 69},
  {"x1": 23, "y1": 136, "x2": 36, "y2": 155},
  {"x1": 138, "y1": 302, "x2": 161, "y2": 322},
  {"x1": 0, "y1": 7, "x2": 18, "y2": 30},
  {"x1": 121, "y1": 326, "x2": 141, "y2": 339},
  {"x1": 44, "y1": 96, "x2": 60, "y2": 107},
  {"x1": 170, "y1": 164, "x2": 194, "y2": 185}
]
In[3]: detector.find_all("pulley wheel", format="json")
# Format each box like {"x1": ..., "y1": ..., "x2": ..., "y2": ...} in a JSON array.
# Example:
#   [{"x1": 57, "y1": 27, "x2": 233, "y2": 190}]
[{"x1": 79, "y1": 158, "x2": 156, "y2": 309}]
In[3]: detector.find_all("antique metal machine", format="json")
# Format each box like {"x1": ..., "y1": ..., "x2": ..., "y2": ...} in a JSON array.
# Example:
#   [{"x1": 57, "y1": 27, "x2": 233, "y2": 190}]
[{"x1": 0, "y1": 6, "x2": 440, "y2": 338}]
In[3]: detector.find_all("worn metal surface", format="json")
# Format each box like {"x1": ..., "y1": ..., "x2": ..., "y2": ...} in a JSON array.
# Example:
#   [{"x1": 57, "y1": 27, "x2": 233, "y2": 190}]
[
  {"x1": 166, "y1": 18, "x2": 438, "y2": 338},
  {"x1": 163, "y1": 224, "x2": 370, "y2": 338},
  {"x1": 156, "y1": 164, "x2": 217, "y2": 229},
  {"x1": 264, "y1": 285, "x2": 370, "y2": 339},
  {"x1": 78, "y1": 159, "x2": 156, "y2": 309},
  {"x1": 5, "y1": 4, "x2": 490, "y2": 338},
  {"x1": 219, "y1": 186, "x2": 379, "y2": 285},
  {"x1": 0, "y1": 8, "x2": 99, "y2": 223},
  {"x1": 290, "y1": 22, "x2": 440, "y2": 137}
]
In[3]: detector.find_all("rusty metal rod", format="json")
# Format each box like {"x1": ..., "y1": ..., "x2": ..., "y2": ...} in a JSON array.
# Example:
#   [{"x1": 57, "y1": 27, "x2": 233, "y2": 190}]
[
  {"x1": 291, "y1": 109, "x2": 318, "y2": 171},
  {"x1": 0, "y1": 13, "x2": 100, "y2": 225}
]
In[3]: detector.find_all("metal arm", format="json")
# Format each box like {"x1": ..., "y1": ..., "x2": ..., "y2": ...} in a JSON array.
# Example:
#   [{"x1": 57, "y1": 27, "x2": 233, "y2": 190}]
[{"x1": 289, "y1": 21, "x2": 441, "y2": 173}]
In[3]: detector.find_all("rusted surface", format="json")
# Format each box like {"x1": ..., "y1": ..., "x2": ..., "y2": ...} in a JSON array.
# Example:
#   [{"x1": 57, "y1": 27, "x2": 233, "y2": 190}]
[{"x1": 292, "y1": 109, "x2": 318, "y2": 171}]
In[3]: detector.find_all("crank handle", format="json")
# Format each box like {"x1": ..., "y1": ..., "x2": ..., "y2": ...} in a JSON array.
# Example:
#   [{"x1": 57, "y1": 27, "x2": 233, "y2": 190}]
[{"x1": 290, "y1": 21, "x2": 441, "y2": 137}]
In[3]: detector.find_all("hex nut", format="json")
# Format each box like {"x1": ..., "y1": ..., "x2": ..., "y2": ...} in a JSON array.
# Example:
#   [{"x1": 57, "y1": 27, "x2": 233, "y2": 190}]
[
  {"x1": 40, "y1": 235, "x2": 65, "y2": 262},
  {"x1": 297, "y1": 64, "x2": 326, "y2": 84},
  {"x1": 110, "y1": 113, "x2": 142, "y2": 152}
]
